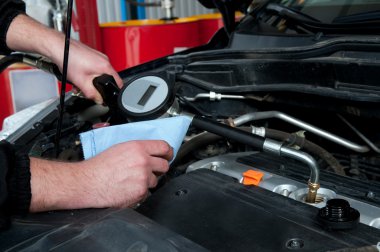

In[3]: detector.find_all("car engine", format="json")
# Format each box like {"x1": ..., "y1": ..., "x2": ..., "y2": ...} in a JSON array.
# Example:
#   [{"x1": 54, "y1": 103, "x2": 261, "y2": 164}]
[{"x1": 1, "y1": 0, "x2": 380, "y2": 251}]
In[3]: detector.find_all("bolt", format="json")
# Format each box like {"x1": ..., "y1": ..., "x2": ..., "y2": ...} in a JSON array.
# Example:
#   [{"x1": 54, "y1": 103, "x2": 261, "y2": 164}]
[
  {"x1": 286, "y1": 239, "x2": 304, "y2": 249},
  {"x1": 175, "y1": 189, "x2": 188, "y2": 197},
  {"x1": 210, "y1": 164, "x2": 218, "y2": 171},
  {"x1": 366, "y1": 191, "x2": 375, "y2": 199}
]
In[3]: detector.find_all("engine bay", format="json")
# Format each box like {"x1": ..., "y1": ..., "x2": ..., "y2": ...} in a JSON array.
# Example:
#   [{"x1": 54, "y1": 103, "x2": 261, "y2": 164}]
[{"x1": 2, "y1": 1, "x2": 380, "y2": 250}]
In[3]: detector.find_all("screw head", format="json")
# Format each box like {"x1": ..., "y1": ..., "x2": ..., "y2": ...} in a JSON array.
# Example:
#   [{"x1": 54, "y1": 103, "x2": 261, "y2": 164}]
[
  {"x1": 286, "y1": 238, "x2": 304, "y2": 250},
  {"x1": 175, "y1": 189, "x2": 188, "y2": 196}
]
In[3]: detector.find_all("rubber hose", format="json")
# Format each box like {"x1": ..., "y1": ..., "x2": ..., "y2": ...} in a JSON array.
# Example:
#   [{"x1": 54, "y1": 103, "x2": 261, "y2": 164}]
[
  {"x1": 192, "y1": 116, "x2": 266, "y2": 150},
  {"x1": 0, "y1": 54, "x2": 23, "y2": 73},
  {"x1": 265, "y1": 128, "x2": 346, "y2": 176}
]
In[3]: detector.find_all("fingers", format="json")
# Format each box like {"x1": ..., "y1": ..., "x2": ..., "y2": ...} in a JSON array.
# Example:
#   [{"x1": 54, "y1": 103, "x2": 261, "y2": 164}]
[
  {"x1": 141, "y1": 140, "x2": 174, "y2": 161},
  {"x1": 148, "y1": 173, "x2": 158, "y2": 188},
  {"x1": 111, "y1": 71, "x2": 124, "y2": 88},
  {"x1": 78, "y1": 78, "x2": 104, "y2": 105},
  {"x1": 148, "y1": 155, "x2": 170, "y2": 174}
]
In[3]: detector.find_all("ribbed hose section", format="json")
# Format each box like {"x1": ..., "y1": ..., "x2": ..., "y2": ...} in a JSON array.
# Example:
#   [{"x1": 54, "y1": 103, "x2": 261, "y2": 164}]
[{"x1": 265, "y1": 128, "x2": 346, "y2": 176}]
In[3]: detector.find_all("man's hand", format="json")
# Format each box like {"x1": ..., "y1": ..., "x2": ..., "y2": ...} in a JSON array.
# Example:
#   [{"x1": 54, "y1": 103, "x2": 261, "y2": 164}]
[
  {"x1": 51, "y1": 39, "x2": 123, "y2": 104},
  {"x1": 29, "y1": 140, "x2": 173, "y2": 212},
  {"x1": 82, "y1": 140, "x2": 173, "y2": 208},
  {"x1": 6, "y1": 14, "x2": 123, "y2": 104}
]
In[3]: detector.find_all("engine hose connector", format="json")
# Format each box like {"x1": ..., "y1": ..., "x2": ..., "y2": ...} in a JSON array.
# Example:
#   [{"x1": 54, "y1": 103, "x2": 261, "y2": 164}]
[
  {"x1": 306, "y1": 180, "x2": 320, "y2": 203},
  {"x1": 263, "y1": 139, "x2": 321, "y2": 203}
]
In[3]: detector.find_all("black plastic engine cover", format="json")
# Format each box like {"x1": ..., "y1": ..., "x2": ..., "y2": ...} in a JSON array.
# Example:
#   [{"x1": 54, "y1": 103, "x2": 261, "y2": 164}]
[
  {"x1": 137, "y1": 169, "x2": 380, "y2": 252},
  {"x1": 0, "y1": 208, "x2": 207, "y2": 251}
]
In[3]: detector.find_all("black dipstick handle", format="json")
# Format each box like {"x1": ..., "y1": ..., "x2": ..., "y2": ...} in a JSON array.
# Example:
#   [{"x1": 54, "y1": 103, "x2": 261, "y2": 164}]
[
  {"x1": 93, "y1": 74, "x2": 120, "y2": 108},
  {"x1": 191, "y1": 115, "x2": 266, "y2": 150}
]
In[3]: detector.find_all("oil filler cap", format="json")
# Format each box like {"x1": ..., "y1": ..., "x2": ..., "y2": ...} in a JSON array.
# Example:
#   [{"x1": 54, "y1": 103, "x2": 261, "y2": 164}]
[{"x1": 317, "y1": 199, "x2": 360, "y2": 230}]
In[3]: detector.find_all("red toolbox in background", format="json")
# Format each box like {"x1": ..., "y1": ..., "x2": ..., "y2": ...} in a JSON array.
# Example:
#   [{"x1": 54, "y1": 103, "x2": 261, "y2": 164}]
[
  {"x1": 100, "y1": 13, "x2": 225, "y2": 71},
  {"x1": 74, "y1": 0, "x2": 230, "y2": 71}
]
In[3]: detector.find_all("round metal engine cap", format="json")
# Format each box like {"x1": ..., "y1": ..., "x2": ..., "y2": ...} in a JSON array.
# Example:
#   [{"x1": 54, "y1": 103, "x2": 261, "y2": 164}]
[{"x1": 120, "y1": 75, "x2": 169, "y2": 116}]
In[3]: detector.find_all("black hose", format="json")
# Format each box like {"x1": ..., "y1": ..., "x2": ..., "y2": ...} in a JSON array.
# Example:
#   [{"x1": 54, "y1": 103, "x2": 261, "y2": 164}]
[
  {"x1": 0, "y1": 53, "x2": 64, "y2": 80},
  {"x1": 172, "y1": 126, "x2": 252, "y2": 167},
  {"x1": 0, "y1": 54, "x2": 23, "y2": 73},
  {"x1": 173, "y1": 122, "x2": 345, "y2": 175},
  {"x1": 171, "y1": 132, "x2": 223, "y2": 167},
  {"x1": 191, "y1": 116, "x2": 266, "y2": 150},
  {"x1": 125, "y1": 0, "x2": 160, "y2": 7}
]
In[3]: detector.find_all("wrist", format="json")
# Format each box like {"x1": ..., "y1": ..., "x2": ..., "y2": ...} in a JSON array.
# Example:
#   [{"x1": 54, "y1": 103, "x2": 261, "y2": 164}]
[{"x1": 29, "y1": 158, "x2": 96, "y2": 212}]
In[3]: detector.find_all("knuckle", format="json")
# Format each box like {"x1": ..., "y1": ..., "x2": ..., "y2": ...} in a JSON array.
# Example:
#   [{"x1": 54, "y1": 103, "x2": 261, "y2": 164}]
[
  {"x1": 135, "y1": 185, "x2": 148, "y2": 199},
  {"x1": 100, "y1": 61, "x2": 112, "y2": 71},
  {"x1": 160, "y1": 159, "x2": 170, "y2": 172},
  {"x1": 137, "y1": 169, "x2": 150, "y2": 183},
  {"x1": 150, "y1": 177, "x2": 158, "y2": 188},
  {"x1": 160, "y1": 142, "x2": 171, "y2": 153},
  {"x1": 137, "y1": 157, "x2": 150, "y2": 169},
  {"x1": 131, "y1": 141, "x2": 144, "y2": 150}
]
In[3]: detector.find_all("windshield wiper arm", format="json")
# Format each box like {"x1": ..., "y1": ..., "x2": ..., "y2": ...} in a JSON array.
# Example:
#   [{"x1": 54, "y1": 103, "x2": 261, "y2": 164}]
[
  {"x1": 266, "y1": 3, "x2": 321, "y2": 23},
  {"x1": 333, "y1": 10, "x2": 380, "y2": 24},
  {"x1": 264, "y1": 3, "x2": 380, "y2": 34}
]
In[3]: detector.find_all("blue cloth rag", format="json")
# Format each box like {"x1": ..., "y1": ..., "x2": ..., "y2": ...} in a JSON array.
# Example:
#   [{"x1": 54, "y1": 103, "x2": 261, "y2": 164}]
[{"x1": 80, "y1": 116, "x2": 192, "y2": 161}]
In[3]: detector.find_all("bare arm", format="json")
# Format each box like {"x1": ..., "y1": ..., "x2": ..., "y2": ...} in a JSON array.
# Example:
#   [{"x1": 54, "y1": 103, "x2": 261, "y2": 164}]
[
  {"x1": 6, "y1": 14, "x2": 123, "y2": 104},
  {"x1": 29, "y1": 140, "x2": 173, "y2": 212}
]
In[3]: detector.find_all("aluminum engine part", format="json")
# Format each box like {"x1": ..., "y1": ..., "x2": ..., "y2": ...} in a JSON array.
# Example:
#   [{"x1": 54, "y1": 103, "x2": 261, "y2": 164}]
[{"x1": 186, "y1": 152, "x2": 380, "y2": 229}]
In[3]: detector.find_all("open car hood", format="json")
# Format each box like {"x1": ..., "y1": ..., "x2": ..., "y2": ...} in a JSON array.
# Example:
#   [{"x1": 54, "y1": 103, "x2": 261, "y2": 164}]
[{"x1": 1, "y1": 1, "x2": 380, "y2": 251}]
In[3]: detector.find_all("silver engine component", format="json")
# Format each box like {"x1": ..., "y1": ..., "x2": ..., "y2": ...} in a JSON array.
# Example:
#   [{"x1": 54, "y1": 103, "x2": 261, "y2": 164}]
[{"x1": 186, "y1": 152, "x2": 380, "y2": 229}]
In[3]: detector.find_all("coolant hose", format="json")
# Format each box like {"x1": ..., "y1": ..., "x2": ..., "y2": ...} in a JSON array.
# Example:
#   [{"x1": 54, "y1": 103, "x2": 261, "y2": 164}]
[
  {"x1": 191, "y1": 116, "x2": 266, "y2": 150},
  {"x1": 265, "y1": 128, "x2": 346, "y2": 176}
]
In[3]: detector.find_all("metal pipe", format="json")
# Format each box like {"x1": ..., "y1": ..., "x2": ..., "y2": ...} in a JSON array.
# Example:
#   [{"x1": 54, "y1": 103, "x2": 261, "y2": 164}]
[
  {"x1": 263, "y1": 139, "x2": 320, "y2": 203},
  {"x1": 184, "y1": 92, "x2": 245, "y2": 102},
  {"x1": 188, "y1": 115, "x2": 321, "y2": 203},
  {"x1": 338, "y1": 115, "x2": 380, "y2": 154},
  {"x1": 279, "y1": 145, "x2": 320, "y2": 184},
  {"x1": 233, "y1": 111, "x2": 370, "y2": 153}
]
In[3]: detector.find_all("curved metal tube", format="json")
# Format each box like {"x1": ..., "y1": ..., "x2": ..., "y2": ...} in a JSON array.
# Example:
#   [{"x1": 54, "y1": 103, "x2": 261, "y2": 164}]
[
  {"x1": 279, "y1": 145, "x2": 320, "y2": 184},
  {"x1": 263, "y1": 139, "x2": 320, "y2": 184},
  {"x1": 233, "y1": 111, "x2": 370, "y2": 153},
  {"x1": 263, "y1": 139, "x2": 320, "y2": 203}
]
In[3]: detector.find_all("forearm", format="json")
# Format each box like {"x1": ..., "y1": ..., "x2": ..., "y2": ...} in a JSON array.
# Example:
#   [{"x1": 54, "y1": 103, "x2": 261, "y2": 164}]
[
  {"x1": 6, "y1": 14, "x2": 64, "y2": 61},
  {"x1": 29, "y1": 158, "x2": 97, "y2": 212},
  {"x1": 5, "y1": 13, "x2": 123, "y2": 103}
]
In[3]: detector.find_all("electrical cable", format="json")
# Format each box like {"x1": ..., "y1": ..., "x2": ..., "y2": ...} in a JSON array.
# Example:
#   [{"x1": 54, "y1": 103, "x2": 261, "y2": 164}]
[{"x1": 54, "y1": 0, "x2": 73, "y2": 157}]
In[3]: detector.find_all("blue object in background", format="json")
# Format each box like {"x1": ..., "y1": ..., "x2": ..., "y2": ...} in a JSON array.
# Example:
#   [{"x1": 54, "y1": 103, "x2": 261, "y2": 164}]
[
  {"x1": 120, "y1": 0, "x2": 128, "y2": 20},
  {"x1": 80, "y1": 116, "x2": 192, "y2": 161},
  {"x1": 137, "y1": 0, "x2": 146, "y2": 19},
  {"x1": 120, "y1": 0, "x2": 146, "y2": 20}
]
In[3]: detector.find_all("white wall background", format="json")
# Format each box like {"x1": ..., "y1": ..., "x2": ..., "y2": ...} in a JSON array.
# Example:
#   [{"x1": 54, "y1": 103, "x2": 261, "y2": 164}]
[
  {"x1": 96, "y1": 0, "x2": 215, "y2": 23},
  {"x1": 145, "y1": 0, "x2": 214, "y2": 20},
  {"x1": 97, "y1": 0, "x2": 122, "y2": 23}
]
